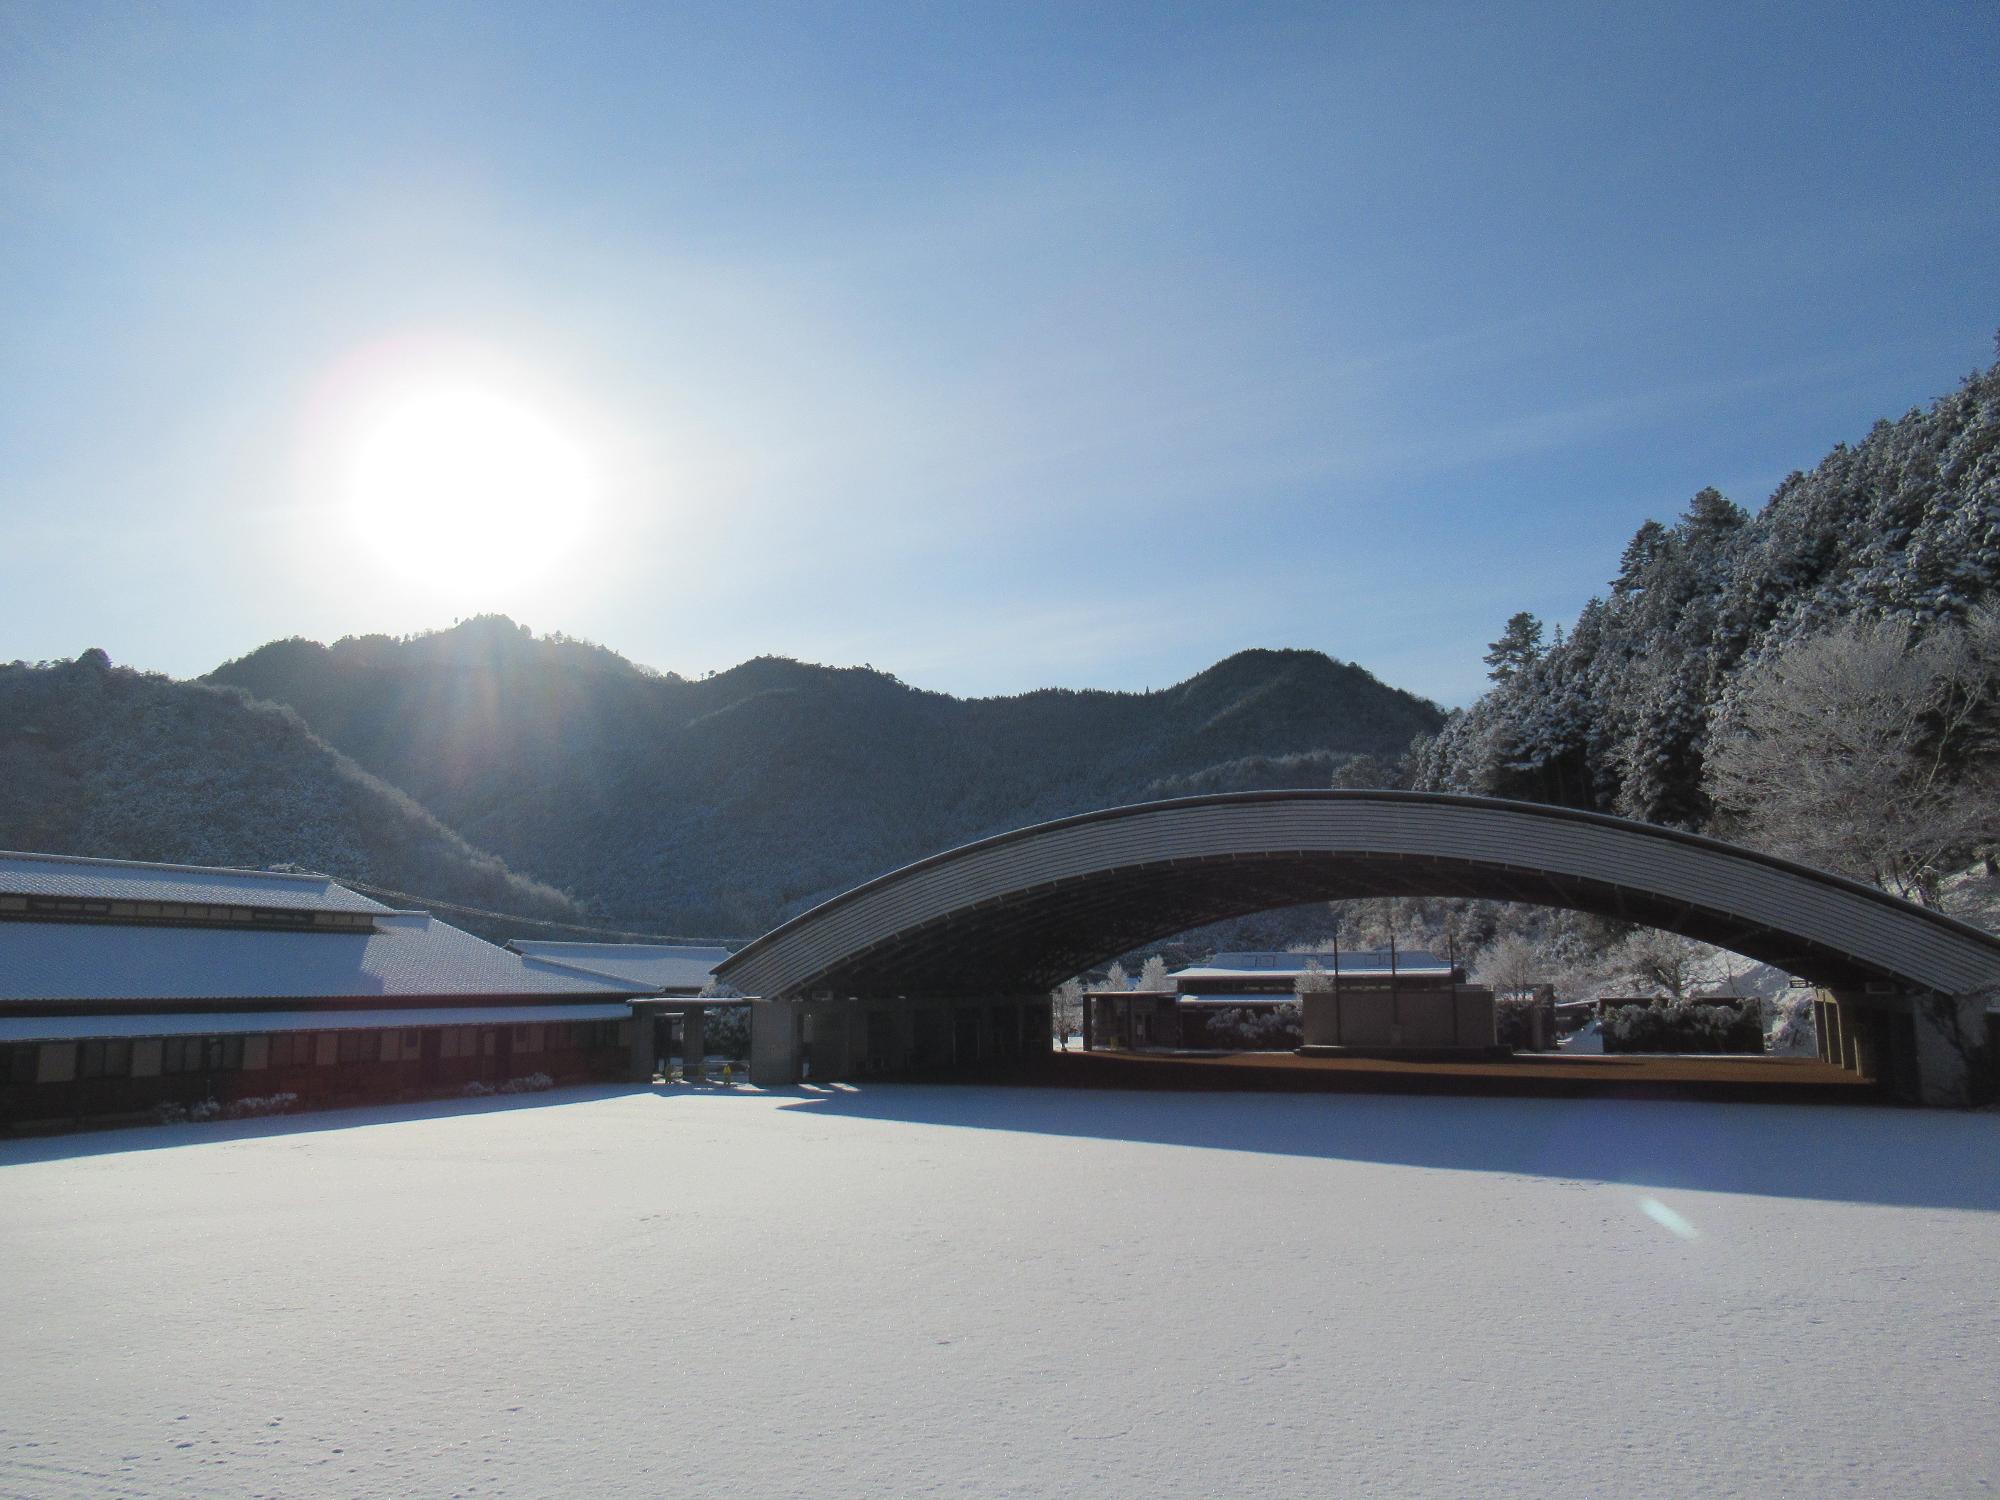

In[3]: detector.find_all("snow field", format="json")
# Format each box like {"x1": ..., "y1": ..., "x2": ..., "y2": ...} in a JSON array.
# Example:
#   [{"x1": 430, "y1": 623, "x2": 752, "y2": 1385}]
[{"x1": 2, "y1": 1084, "x2": 1996, "y2": 1499}]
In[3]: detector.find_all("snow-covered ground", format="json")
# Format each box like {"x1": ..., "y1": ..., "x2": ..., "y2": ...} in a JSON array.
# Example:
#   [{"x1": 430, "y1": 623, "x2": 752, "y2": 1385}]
[{"x1": 4, "y1": 1084, "x2": 1997, "y2": 1499}]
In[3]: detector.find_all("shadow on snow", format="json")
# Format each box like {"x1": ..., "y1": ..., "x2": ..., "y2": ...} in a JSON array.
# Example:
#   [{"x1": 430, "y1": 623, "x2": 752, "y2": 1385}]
[
  {"x1": 4, "y1": 1080, "x2": 1996, "y2": 1214},
  {"x1": 0, "y1": 1082, "x2": 659, "y2": 1165},
  {"x1": 767, "y1": 1083, "x2": 2000, "y2": 1214}
]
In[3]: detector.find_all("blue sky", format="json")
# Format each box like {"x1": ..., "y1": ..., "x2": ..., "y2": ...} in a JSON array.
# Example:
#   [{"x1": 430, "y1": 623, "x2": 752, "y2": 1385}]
[{"x1": 2, "y1": 1, "x2": 1995, "y2": 705}]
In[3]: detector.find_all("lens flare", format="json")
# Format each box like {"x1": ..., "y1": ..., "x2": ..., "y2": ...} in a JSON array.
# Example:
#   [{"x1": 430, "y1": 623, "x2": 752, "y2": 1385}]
[{"x1": 1638, "y1": 1196, "x2": 1700, "y2": 1240}]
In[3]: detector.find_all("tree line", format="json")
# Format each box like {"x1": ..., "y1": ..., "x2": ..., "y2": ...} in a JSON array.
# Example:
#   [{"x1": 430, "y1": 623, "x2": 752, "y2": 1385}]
[{"x1": 1415, "y1": 344, "x2": 2000, "y2": 916}]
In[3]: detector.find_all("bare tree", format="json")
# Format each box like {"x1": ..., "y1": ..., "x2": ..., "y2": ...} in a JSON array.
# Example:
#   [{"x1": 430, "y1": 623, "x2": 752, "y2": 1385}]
[
  {"x1": 1476, "y1": 934, "x2": 1542, "y2": 998},
  {"x1": 1294, "y1": 960, "x2": 1336, "y2": 996},
  {"x1": 1704, "y1": 609, "x2": 2000, "y2": 908},
  {"x1": 1334, "y1": 897, "x2": 1401, "y2": 949},
  {"x1": 1618, "y1": 929, "x2": 1705, "y2": 1003},
  {"x1": 1049, "y1": 978, "x2": 1084, "y2": 1047},
  {"x1": 1103, "y1": 961, "x2": 1129, "y2": 991},
  {"x1": 1138, "y1": 955, "x2": 1171, "y2": 991}
]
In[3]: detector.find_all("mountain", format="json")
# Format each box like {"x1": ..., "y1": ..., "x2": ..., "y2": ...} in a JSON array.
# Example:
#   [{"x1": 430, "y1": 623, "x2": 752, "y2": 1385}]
[
  {"x1": 1414, "y1": 348, "x2": 2000, "y2": 826},
  {"x1": 206, "y1": 620, "x2": 1444, "y2": 934},
  {"x1": 0, "y1": 649, "x2": 580, "y2": 935}
]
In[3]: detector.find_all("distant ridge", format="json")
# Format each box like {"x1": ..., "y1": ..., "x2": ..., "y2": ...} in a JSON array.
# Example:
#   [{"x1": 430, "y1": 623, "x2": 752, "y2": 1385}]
[{"x1": 206, "y1": 619, "x2": 1444, "y2": 932}]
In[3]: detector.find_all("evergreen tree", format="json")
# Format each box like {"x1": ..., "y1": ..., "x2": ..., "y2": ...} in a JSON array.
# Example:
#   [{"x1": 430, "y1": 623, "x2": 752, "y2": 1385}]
[
  {"x1": 1611, "y1": 520, "x2": 1668, "y2": 595},
  {"x1": 1678, "y1": 486, "x2": 1747, "y2": 545},
  {"x1": 1483, "y1": 612, "x2": 1544, "y2": 682}
]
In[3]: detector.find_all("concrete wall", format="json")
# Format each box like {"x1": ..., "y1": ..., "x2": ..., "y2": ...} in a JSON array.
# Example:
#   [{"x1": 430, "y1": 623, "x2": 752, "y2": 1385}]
[{"x1": 1299, "y1": 985, "x2": 1496, "y2": 1053}]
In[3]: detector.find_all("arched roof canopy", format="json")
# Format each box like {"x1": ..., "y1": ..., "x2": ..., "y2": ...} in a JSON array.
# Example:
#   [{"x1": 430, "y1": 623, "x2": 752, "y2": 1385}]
[{"x1": 716, "y1": 792, "x2": 2000, "y2": 1001}]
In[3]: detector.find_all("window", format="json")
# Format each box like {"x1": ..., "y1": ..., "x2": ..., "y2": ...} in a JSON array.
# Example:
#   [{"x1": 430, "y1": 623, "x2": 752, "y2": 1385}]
[
  {"x1": 1, "y1": 1044, "x2": 38, "y2": 1085},
  {"x1": 76, "y1": 1038, "x2": 134, "y2": 1079},
  {"x1": 268, "y1": 1032, "x2": 314, "y2": 1068},
  {"x1": 161, "y1": 1036, "x2": 243, "y2": 1072},
  {"x1": 336, "y1": 1030, "x2": 381, "y2": 1065}
]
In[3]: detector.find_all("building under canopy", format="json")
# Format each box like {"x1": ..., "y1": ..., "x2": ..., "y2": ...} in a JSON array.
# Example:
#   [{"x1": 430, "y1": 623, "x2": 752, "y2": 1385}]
[
  {"x1": 505, "y1": 939, "x2": 738, "y2": 1076},
  {"x1": 1084, "y1": 949, "x2": 1496, "y2": 1053}
]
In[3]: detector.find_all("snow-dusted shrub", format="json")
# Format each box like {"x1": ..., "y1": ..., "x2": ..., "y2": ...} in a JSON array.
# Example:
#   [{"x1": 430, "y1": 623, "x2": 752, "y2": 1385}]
[
  {"x1": 461, "y1": 1081, "x2": 495, "y2": 1098},
  {"x1": 1201, "y1": 1004, "x2": 1302, "y2": 1050},
  {"x1": 1602, "y1": 1000, "x2": 1763, "y2": 1054},
  {"x1": 153, "y1": 1101, "x2": 188, "y2": 1125},
  {"x1": 186, "y1": 1098, "x2": 222, "y2": 1123},
  {"x1": 224, "y1": 1092, "x2": 298, "y2": 1120},
  {"x1": 497, "y1": 1072, "x2": 553, "y2": 1094}
]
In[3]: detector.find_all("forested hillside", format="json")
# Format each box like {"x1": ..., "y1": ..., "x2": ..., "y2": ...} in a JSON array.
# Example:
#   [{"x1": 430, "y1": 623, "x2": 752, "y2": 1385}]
[
  {"x1": 0, "y1": 650, "x2": 580, "y2": 929},
  {"x1": 207, "y1": 621, "x2": 1443, "y2": 933},
  {"x1": 1415, "y1": 352, "x2": 2000, "y2": 834}
]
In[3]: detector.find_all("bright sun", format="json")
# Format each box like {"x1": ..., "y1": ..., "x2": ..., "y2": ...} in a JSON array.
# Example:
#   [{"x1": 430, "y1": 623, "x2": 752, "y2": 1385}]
[{"x1": 344, "y1": 382, "x2": 595, "y2": 589}]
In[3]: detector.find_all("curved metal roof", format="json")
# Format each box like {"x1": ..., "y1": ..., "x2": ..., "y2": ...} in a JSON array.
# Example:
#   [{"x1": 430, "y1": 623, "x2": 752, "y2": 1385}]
[{"x1": 715, "y1": 791, "x2": 2000, "y2": 1000}]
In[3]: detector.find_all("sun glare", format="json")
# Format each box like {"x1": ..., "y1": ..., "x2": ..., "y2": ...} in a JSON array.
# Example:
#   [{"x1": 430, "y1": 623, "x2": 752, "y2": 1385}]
[{"x1": 344, "y1": 382, "x2": 595, "y2": 589}]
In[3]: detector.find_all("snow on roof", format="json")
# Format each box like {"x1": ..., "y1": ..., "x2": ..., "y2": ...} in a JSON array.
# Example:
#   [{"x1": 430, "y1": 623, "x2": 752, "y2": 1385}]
[
  {"x1": 0, "y1": 850, "x2": 388, "y2": 915},
  {"x1": 0, "y1": 1002, "x2": 633, "y2": 1044},
  {"x1": 505, "y1": 941, "x2": 733, "y2": 994},
  {"x1": 1171, "y1": 949, "x2": 1453, "y2": 981},
  {"x1": 0, "y1": 913, "x2": 651, "y2": 1005},
  {"x1": 1176, "y1": 991, "x2": 1306, "y2": 1007}
]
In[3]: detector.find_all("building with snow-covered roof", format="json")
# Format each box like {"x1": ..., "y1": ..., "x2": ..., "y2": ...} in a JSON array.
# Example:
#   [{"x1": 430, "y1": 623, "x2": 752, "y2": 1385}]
[{"x1": 0, "y1": 851, "x2": 654, "y2": 1128}]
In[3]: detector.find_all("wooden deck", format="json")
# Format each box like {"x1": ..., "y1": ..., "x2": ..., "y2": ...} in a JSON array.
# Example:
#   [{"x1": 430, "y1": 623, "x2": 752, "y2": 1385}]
[{"x1": 955, "y1": 1047, "x2": 1880, "y2": 1105}]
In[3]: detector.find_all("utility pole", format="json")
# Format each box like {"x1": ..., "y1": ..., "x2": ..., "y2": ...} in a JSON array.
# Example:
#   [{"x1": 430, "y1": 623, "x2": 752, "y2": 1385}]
[
  {"x1": 1389, "y1": 929, "x2": 1401, "y2": 1046},
  {"x1": 1331, "y1": 930, "x2": 1343, "y2": 1046}
]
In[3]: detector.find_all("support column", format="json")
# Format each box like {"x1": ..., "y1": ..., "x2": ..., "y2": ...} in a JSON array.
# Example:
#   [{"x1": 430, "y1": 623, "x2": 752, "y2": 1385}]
[
  {"x1": 1822, "y1": 996, "x2": 1849, "y2": 1072},
  {"x1": 627, "y1": 1004, "x2": 657, "y2": 1084},
  {"x1": 749, "y1": 999, "x2": 801, "y2": 1087},
  {"x1": 682, "y1": 1004, "x2": 707, "y2": 1081},
  {"x1": 1082, "y1": 994, "x2": 1094, "y2": 1051},
  {"x1": 1908, "y1": 992, "x2": 1990, "y2": 1108}
]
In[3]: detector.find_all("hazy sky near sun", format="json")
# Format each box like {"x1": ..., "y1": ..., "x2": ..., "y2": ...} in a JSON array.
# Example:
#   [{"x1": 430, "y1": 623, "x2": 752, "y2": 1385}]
[{"x1": 2, "y1": 1, "x2": 1995, "y2": 706}]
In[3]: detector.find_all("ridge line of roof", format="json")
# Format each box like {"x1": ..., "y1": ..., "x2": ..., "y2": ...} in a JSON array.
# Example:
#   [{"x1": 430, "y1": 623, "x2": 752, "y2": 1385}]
[
  {"x1": 513, "y1": 952, "x2": 672, "y2": 990},
  {"x1": 0, "y1": 848, "x2": 346, "y2": 887}
]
